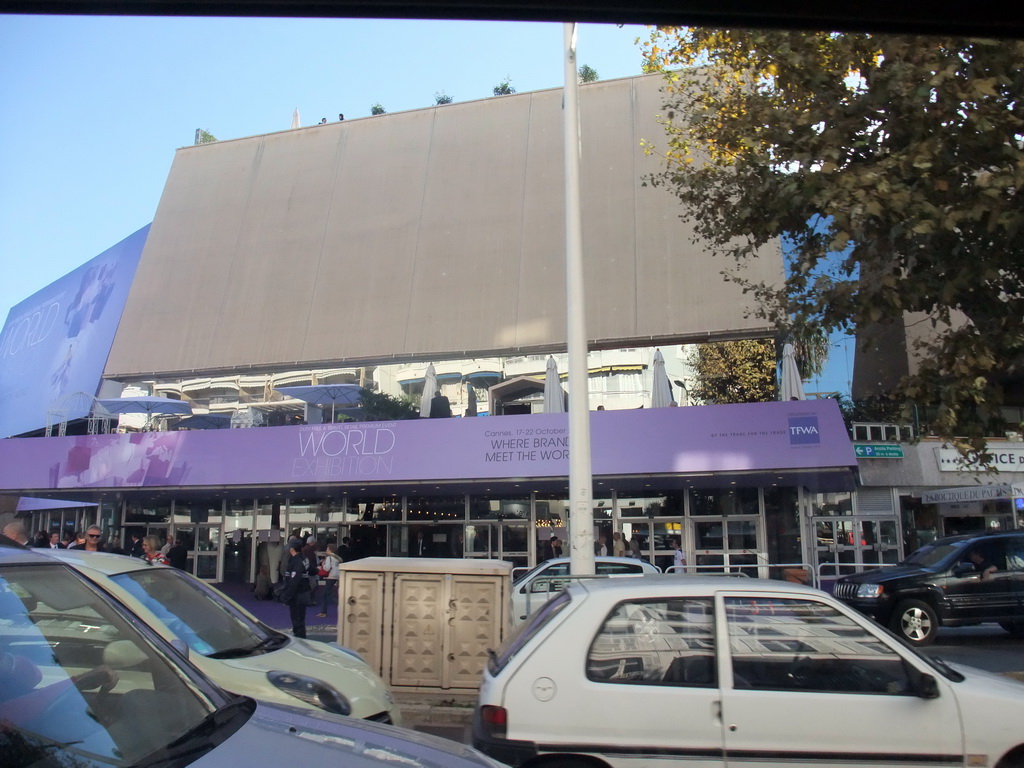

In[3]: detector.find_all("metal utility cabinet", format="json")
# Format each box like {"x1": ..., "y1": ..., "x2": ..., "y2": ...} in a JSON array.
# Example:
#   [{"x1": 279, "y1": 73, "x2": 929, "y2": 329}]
[{"x1": 336, "y1": 557, "x2": 513, "y2": 691}]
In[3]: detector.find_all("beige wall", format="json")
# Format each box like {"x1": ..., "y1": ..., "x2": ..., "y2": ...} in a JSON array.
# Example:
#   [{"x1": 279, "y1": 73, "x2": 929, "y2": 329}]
[{"x1": 106, "y1": 74, "x2": 781, "y2": 380}]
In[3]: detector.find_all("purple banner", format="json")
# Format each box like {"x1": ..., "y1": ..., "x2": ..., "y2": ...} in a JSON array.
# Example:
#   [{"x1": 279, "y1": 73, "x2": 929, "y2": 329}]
[
  {"x1": 0, "y1": 399, "x2": 854, "y2": 492},
  {"x1": 0, "y1": 226, "x2": 148, "y2": 438}
]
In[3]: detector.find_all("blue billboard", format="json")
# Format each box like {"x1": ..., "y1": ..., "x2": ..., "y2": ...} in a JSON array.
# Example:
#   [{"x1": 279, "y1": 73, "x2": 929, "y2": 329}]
[{"x1": 0, "y1": 225, "x2": 148, "y2": 438}]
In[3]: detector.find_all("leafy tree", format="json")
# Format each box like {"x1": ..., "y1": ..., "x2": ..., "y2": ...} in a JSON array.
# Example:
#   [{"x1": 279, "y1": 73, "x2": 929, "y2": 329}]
[
  {"x1": 195, "y1": 129, "x2": 217, "y2": 144},
  {"x1": 578, "y1": 64, "x2": 599, "y2": 83},
  {"x1": 493, "y1": 77, "x2": 516, "y2": 96},
  {"x1": 356, "y1": 389, "x2": 419, "y2": 421},
  {"x1": 688, "y1": 339, "x2": 776, "y2": 404},
  {"x1": 641, "y1": 30, "x2": 1024, "y2": 452},
  {"x1": 434, "y1": 91, "x2": 454, "y2": 105},
  {"x1": 370, "y1": 103, "x2": 386, "y2": 115}
]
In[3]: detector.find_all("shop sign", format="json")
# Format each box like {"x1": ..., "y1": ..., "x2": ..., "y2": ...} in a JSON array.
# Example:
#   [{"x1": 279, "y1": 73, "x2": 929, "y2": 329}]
[
  {"x1": 935, "y1": 446, "x2": 1024, "y2": 473},
  {"x1": 922, "y1": 485, "x2": 1023, "y2": 504},
  {"x1": 854, "y1": 443, "x2": 904, "y2": 459}
]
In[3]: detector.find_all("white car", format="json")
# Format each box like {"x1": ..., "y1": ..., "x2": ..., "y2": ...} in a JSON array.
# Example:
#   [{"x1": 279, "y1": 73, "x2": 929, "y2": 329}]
[
  {"x1": 46, "y1": 549, "x2": 401, "y2": 724},
  {"x1": 0, "y1": 544, "x2": 506, "y2": 768},
  {"x1": 510, "y1": 556, "x2": 660, "y2": 625},
  {"x1": 475, "y1": 575, "x2": 1024, "y2": 768}
]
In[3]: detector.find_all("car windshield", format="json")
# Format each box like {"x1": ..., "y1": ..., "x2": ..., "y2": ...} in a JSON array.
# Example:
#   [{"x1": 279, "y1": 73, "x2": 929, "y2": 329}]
[
  {"x1": 0, "y1": 563, "x2": 227, "y2": 767},
  {"x1": 111, "y1": 568, "x2": 284, "y2": 657},
  {"x1": 899, "y1": 541, "x2": 965, "y2": 568},
  {"x1": 512, "y1": 561, "x2": 559, "y2": 588},
  {"x1": 489, "y1": 590, "x2": 571, "y2": 674}
]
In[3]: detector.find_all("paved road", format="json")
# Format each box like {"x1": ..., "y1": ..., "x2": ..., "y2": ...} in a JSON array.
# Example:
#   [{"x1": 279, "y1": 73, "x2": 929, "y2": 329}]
[{"x1": 926, "y1": 624, "x2": 1024, "y2": 678}]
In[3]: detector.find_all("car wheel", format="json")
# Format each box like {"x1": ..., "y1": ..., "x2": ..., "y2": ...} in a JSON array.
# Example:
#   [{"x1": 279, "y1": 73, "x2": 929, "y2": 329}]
[
  {"x1": 890, "y1": 599, "x2": 938, "y2": 646},
  {"x1": 999, "y1": 621, "x2": 1024, "y2": 638}
]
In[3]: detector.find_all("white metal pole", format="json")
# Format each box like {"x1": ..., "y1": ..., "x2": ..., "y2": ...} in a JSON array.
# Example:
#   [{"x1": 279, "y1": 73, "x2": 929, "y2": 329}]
[{"x1": 563, "y1": 22, "x2": 595, "y2": 576}]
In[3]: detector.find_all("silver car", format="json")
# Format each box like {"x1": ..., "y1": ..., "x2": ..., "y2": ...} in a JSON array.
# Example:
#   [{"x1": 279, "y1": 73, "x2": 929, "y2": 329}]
[{"x1": 0, "y1": 544, "x2": 506, "y2": 768}]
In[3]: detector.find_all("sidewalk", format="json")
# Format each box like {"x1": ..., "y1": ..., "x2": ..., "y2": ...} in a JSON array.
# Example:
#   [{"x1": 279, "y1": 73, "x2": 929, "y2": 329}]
[{"x1": 215, "y1": 580, "x2": 476, "y2": 740}]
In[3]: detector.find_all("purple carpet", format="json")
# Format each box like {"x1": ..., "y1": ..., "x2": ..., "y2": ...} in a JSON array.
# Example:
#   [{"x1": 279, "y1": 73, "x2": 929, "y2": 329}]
[{"x1": 214, "y1": 580, "x2": 339, "y2": 633}]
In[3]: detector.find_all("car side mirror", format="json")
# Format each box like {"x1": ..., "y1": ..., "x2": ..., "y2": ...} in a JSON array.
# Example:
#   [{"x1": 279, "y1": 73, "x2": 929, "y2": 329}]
[
  {"x1": 908, "y1": 667, "x2": 940, "y2": 699},
  {"x1": 953, "y1": 562, "x2": 978, "y2": 577}
]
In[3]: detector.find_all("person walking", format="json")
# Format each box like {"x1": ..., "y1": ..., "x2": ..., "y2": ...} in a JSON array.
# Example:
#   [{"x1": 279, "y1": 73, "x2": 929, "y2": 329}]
[
  {"x1": 672, "y1": 536, "x2": 687, "y2": 574},
  {"x1": 316, "y1": 543, "x2": 342, "y2": 618},
  {"x1": 282, "y1": 539, "x2": 312, "y2": 638}
]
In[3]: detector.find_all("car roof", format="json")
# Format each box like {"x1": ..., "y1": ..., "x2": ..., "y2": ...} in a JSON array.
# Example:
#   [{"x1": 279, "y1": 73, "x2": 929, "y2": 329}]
[
  {"x1": 930, "y1": 531, "x2": 1023, "y2": 548},
  {"x1": 44, "y1": 548, "x2": 153, "y2": 575},
  {"x1": 0, "y1": 543, "x2": 56, "y2": 565},
  {"x1": 570, "y1": 574, "x2": 824, "y2": 599}
]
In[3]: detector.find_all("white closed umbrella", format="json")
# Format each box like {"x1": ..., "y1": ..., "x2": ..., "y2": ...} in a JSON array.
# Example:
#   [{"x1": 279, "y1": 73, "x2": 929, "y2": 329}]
[
  {"x1": 780, "y1": 343, "x2": 805, "y2": 401},
  {"x1": 543, "y1": 356, "x2": 566, "y2": 413},
  {"x1": 650, "y1": 349, "x2": 675, "y2": 408},
  {"x1": 291, "y1": 108, "x2": 301, "y2": 129},
  {"x1": 420, "y1": 363, "x2": 438, "y2": 417}
]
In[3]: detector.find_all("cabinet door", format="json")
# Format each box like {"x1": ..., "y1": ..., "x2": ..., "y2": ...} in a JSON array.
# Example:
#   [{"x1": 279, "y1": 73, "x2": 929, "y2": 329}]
[
  {"x1": 391, "y1": 573, "x2": 446, "y2": 688},
  {"x1": 339, "y1": 571, "x2": 386, "y2": 675},
  {"x1": 446, "y1": 575, "x2": 504, "y2": 688}
]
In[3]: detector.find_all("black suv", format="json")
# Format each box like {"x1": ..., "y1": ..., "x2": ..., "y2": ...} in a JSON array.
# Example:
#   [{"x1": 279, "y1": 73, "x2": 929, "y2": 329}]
[{"x1": 833, "y1": 532, "x2": 1024, "y2": 646}]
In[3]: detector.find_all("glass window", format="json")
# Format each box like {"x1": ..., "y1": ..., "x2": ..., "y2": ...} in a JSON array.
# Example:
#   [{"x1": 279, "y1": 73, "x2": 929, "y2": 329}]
[
  {"x1": 535, "y1": 496, "x2": 568, "y2": 528},
  {"x1": 1006, "y1": 537, "x2": 1024, "y2": 572},
  {"x1": 617, "y1": 493, "x2": 682, "y2": 517},
  {"x1": 764, "y1": 487, "x2": 802, "y2": 572},
  {"x1": 690, "y1": 488, "x2": 759, "y2": 516},
  {"x1": 124, "y1": 502, "x2": 171, "y2": 524},
  {"x1": 469, "y1": 494, "x2": 530, "y2": 520},
  {"x1": 808, "y1": 491, "x2": 854, "y2": 516},
  {"x1": 0, "y1": 564, "x2": 219, "y2": 765},
  {"x1": 586, "y1": 598, "x2": 715, "y2": 687},
  {"x1": 489, "y1": 592, "x2": 572, "y2": 675},
  {"x1": 112, "y1": 568, "x2": 281, "y2": 657},
  {"x1": 406, "y1": 494, "x2": 465, "y2": 522},
  {"x1": 724, "y1": 597, "x2": 913, "y2": 695},
  {"x1": 349, "y1": 496, "x2": 402, "y2": 522},
  {"x1": 593, "y1": 498, "x2": 613, "y2": 520}
]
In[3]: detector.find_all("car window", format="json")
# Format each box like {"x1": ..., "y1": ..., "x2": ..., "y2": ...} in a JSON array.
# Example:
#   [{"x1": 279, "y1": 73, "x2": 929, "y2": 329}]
[
  {"x1": 111, "y1": 568, "x2": 275, "y2": 656},
  {"x1": 1006, "y1": 538, "x2": 1024, "y2": 572},
  {"x1": 0, "y1": 564, "x2": 220, "y2": 766},
  {"x1": 724, "y1": 597, "x2": 914, "y2": 695},
  {"x1": 528, "y1": 564, "x2": 569, "y2": 593},
  {"x1": 595, "y1": 562, "x2": 646, "y2": 575},
  {"x1": 586, "y1": 598, "x2": 716, "y2": 687},
  {"x1": 900, "y1": 541, "x2": 963, "y2": 568}
]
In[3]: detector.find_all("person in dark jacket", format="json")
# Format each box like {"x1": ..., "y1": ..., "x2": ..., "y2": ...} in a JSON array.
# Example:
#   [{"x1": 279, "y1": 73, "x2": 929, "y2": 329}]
[
  {"x1": 281, "y1": 539, "x2": 312, "y2": 638},
  {"x1": 166, "y1": 536, "x2": 188, "y2": 569}
]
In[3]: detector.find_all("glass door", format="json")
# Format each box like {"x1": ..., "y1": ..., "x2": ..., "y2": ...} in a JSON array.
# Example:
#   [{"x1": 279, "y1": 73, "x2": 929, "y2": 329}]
[
  {"x1": 691, "y1": 516, "x2": 764, "y2": 577},
  {"x1": 174, "y1": 524, "x2": 223, "y2": 581},
  {"x1": 814, "y1": 516, "x2": 902, "y2": 580}
]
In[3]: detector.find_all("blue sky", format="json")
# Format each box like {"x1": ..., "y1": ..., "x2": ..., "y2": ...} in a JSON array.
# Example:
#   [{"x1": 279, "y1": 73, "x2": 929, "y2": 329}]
[{"x1": 0, "y1": 15, "x2": 853, "y2": 396}]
